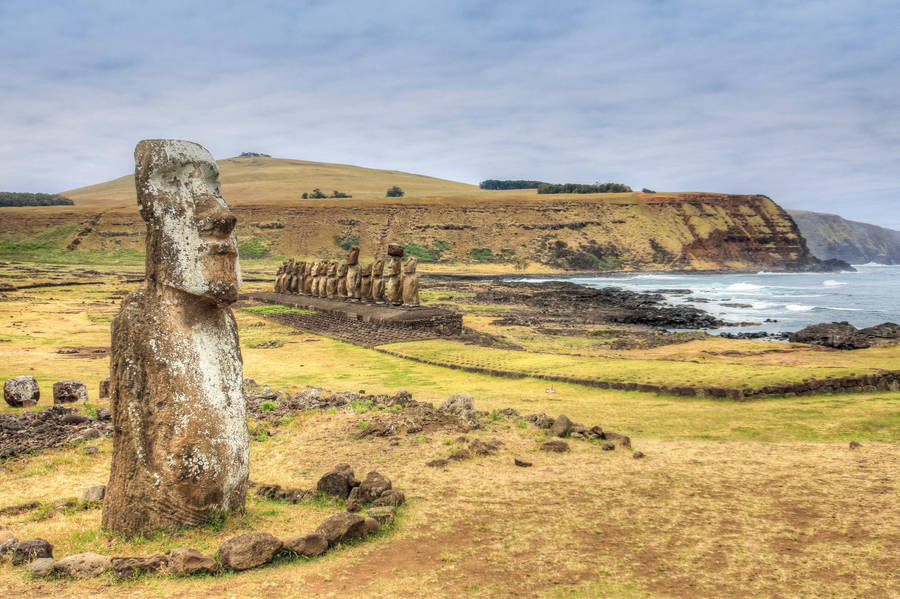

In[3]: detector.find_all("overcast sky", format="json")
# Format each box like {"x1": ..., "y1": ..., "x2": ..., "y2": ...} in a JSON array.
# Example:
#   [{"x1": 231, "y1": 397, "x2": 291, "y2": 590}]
[{"x1": 1, "y1": 1, "x2": 898, "y2": 228}]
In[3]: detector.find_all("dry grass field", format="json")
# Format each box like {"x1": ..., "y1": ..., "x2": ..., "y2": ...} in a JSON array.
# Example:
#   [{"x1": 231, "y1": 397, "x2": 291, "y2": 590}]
[{"x1": 1, "y1": 268, "x2": 899, "y2": 597}]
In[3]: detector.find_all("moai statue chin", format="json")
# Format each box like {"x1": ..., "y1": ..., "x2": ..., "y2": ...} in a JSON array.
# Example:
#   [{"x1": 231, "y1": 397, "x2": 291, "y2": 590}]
[
  {"x1": 402, "y1": 257, "x2": 420, "y2": 307},
  {"x1": 371, "y1": 256, "x2": 386, "y2": 304},
  {"x1": 102, "y1": 139, "x2": 249, "y2": 535},
  {"x1": 345, "y1": 246, "x2": 361, "y2": 302},
  {"x1": 384, "y1": 243, "x2": 404, "y2": 306},
  {"x1": 359, "y1": 263, "x2": 373, "y2": 302}
]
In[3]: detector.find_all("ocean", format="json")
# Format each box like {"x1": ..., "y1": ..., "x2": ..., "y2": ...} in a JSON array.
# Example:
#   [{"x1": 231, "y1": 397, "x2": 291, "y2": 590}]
[{"x1": 527, "y1": 263, "x2": 900, "y2": 334}]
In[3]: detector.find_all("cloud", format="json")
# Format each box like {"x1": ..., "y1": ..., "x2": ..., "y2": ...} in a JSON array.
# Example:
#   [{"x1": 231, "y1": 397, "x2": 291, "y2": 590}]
[{"x1": 0, "y1": 0, "x2": 898, "y2": 228}]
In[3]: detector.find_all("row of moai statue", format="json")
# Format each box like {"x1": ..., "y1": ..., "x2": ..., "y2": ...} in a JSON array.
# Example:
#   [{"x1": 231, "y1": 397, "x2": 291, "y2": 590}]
[{"x1": 274, "y1": 244, "x2": 420, "y2": 306}]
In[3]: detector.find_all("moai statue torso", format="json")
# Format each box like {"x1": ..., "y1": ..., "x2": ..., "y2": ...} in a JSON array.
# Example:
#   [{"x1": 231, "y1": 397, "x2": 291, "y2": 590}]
[
  {"x1": 103, "y1": 139, "x2": 249, "y2": 535},
  {"x1": 402, "y1": 257, "x2": 420, "y2": 307},
  {"x1": 345, "y1": 246, "x2": 361, "y2": 302},
  {"x1": 359, "y1": 263, "x2": 372, "y2": 302},
  {"x1": 288, "y1": 261, "x2": 300, "y2": 293},
  {"x1": 311, "y1": 261, "x2": 323, "y2": 296},
  {"x1": 303, "y1": 261, "x2": 315, "y2": 295},
  {"x1": 274, "y1": 263, "x2": 285, "y2": 292},
  {"x1": 384, "y1": 244, "x2": 404, "y2": 306},
  {"x1": 326, "y1": 261, "x2": 338, "y2": 298},
  {"x1": 337, "y1": 263, "x2": 348, "y2": 298},
  {"x1": 317, "y1": 262, "x2": 328, "y2": 297},
  {"x1": 371, "y1": 257, "x2": 385, "y2": 304},
  {"x1": 296, "y1": 261, "x2": 307, "y2": 294}
]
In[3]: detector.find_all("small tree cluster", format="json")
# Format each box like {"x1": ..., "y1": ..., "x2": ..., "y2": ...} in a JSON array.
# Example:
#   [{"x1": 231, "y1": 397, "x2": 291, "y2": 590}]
[
  {"x1": 301, "y1": 188, "x2": 351, "y2": 199},
  {"x1": 479, "y1": 179, "x2": 547, "y2": 190},
  {"x1": 386, "y1": 186, "x2": 404, "y2": 197},
  {"x1": 0, "y1": 192, "x2": 74, "y2": 207},
  {"x1": 537, "y1": 182, "x2": 632, "y2": 194}
]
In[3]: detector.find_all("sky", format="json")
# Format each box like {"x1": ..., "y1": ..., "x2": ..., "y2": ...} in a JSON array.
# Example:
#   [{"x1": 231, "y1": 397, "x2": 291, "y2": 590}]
[{"x1": 1, "y1": 1, "x2": 898, "y2": 228}]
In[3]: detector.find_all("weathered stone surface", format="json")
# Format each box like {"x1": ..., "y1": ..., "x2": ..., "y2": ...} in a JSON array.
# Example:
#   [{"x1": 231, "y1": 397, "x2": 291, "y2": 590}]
[
  {"x1": 401, "y1": 257, "x2": 420, "y2": 306},
  {"x1": 345, "y1": 246, "x2": 361, "y2": 301},
  {"x1": 540, "y1": 439, "x2": 570, "y2": 453},
  {"x1": 357, "y1": 471, "x2": 392, "y2": 503},
  {"x1": 371, "y1": 257, "x2": 386, "y2": 303},
  {"x1": 4, "y1": 376, "x2": 39, "y2": 407},
  {"x1": 82, "y1": 485, "x2": 106, "y2": 502},
  {"x1": 111, "y1": 554, "x2": 168, "y2": 578},
  {"x1": 363, "y1": 517, "x2": 380, "y2": 535},
  {"x1": 102, "y1": 140, "x2": 249, "y2": 535},
  {"x1": 367, "y1": 505, "x2": 396, "y2": 525},
  {"x1": 315, "y1": 512, "x2": 367, "y2": 547},
  {"x1": 166, "y1": 547, "x2": 218, "y2": 575},
  {"x1": 28, "y1": 557, "x2": 55, "y2": 575},
  {"x1": 317, "y1": 470, "x2": 352, "y2": 499},
  {"x1": 359, "y1": 263, "x2": 373, "y2": 302},
  {"x1": 283, "y1": 533, "x2": 328, "y2": 557},
  {"x1": 371, "y1": 489, "x2": 405, "y2": 507},
  {"x1": 0, "y1": 537, "x2": 17, "y2": 559},
  {"x1": 218, "y1": 532, "x2": 282, "y2": 571},
  {"x1": 52, "y1": 380, "x2": 87, "y2": 404},
  {"x1": 551, "y1": 414, "x2": 573, "y2": 437},
  {"x1": 789, "y1": 322, "x2": 870, "y2": 349},
  {"x1": 99, "y1": 377, "x2": 111, "y2": 399},
  {"x1": 12, "y1": 538, "x2": 52, "y2": 565},
  {"x1": 54, "y1": 552, "x2": 111, "y2": 578},
  {"x1": 384, "y1": 254, "x2": 403, "y2": 305}
]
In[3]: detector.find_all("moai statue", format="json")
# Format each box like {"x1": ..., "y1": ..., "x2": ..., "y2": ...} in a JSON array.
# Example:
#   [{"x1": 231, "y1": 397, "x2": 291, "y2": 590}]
[
  {"x1": 310, "y1": 261, "x2": 322, "y2": 296},
  {"x1": 287, "y1": 261, "x2": 299, "y2": 293},
  {"x1": 402, "y1": 257, "x2": 420, "y2": 307},
  {"x1": 337, "y1": 263, "x2": 349, "y2": 298},
  {"x1": 326, "y1": 261, "x2": 339, "y2": 298},
  {"x1": 103, "y1": 139, "x2": 249, "y2": 535},
  {"x1": 345, "y1": 246, "x2": 361, "y2": 302},
  {"x1": 296, "y1": 260, "x2": 307, "y2": 295},
  {"x1": 316, "y1": 261, "x2": 328, "y2": 297},
  {"x1": 371, "y1": 256, "x2": 386, "y2": 304},
  {"x1": 359, "y1": 263, "x2": 373, "y2": 303},
  {"x1": 303, "y1": 261, "x2": 314, "y2": 295},
  {"x1": 274, "y1": 262, "x2": 285, "y2": 292},
  {"x1": 384, "y1": 243, "x2": 404, "y2": 306}
]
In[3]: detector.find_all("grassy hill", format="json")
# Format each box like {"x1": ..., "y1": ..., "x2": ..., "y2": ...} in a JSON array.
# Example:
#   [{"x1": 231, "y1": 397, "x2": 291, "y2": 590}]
[{"x1": 63, "y1": 156, "x2": 479, "y2": 207}]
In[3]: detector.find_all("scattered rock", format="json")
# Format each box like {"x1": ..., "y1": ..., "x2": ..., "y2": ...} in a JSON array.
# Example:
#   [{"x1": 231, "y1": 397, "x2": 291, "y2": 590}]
[
  {"x1": 448, "y1": 448, "x2": 472, "y2": 461},
  {"x1": 603, "y1": 431, "x2": 632, "y2": 449},
  {"x1": 82, "y1": 485, "x2": 105, "y2": 502},
  {"x1": 426, "y1": 459, "x2": 448, "y2": 468},
  {"x1": 54, "y1": 552, "x2": 111, "y2": 578},
  {"x1": 283, "y1": 533, "x2": 328, "y2": 557},
  {"x1": 99, "y1": 377, "x2": 110, "y2": 399},
  {"x1": 4, "y1": 376, "x2": 39, "y2": 408},
  {"x1": 540, "y1": 439, "x2": 570, "y2": 453},
  {"x1": 602, "y1": 442, "x2": 615, "y2": 451},
  {"x1": 346, "y1": 500, "x2": 362, "y2": 512},
  {"x1": 363, "y1": 517, "x2": 380, "y2": 535},
  {"x1": 0, "y1": 530, "x2": 13, "y2": 544},
  {"x1": 0, "y1": 537, "x2": 18, "y2": 559},
  {"x1": 514, "y1": 457, "x2": 532, "y2": 467},
  {"x1": 52, "y1": 380, "x2": 87, "y2": 404},
  {"x1": 0, "y1": 502, "x2": 40, "y2": 516},
  {"x1": 316, "y1": 469, "x2": 352, "y2": 500},
  {"x1": 96, "y1": 408, "x2": 111, "y2": 421},
  {"x1": 633, "y1": 451, "x2": 646, "y2": 459},
  {"x1": 849, "y1": 441, "x2": 862, "y2": 450},
  {"x1": 440, "y1": 393, "x2": 474, "y2": 414},
  {"x1": 165, "y1": 548, "x2": 218, "y2": 575},
  {"x1": 82, "y1": 446, "x2": 99, "y2": 455},
  {"x1": 315, "y1": 512, "x2": 367, "y2": 547},
  {"x1": 526, "y1": 413, "x2": 554, "y2": 429},
  {"x1": 28, "y1": 557, "x2": 55, "y2": 576},
  {"x1": 371, "y1": 489, "x2": 405, "y2": 507},
  {"x1": 551, "y1": 414, "x2": 573, "y2": 437},
  {"x1": 468, "y1": 438, "x2": 501, "y2": 456},
  {"x1": 110, "y1": 554, "x2": 168, "y2": 578},
  {"x1": 357, "y1": 471, "x2": 392, "y2": 503},
  {"x1": 12, "y1": 538, "x2": 53, "y2": 565},
  {"x1": 368, "y1": 505, "x2": 397, "y2": 525},
  {"x1": 218, "y1": 532, "x2": 283, "y2": 571}
]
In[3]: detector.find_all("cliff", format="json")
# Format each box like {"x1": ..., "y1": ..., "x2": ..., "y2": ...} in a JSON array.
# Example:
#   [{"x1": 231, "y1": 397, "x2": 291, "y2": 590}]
[{"x1": 789, "y1": 210, "x2": 900, "y2": 264}]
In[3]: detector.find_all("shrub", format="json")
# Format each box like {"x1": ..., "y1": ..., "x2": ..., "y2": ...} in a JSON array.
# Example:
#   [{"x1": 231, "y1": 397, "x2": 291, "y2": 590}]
[
  {"x1": 537, "y1": 182, "x2": 632, "y2": 194},
  {"x1": 468, "y1": 248, "x2": 495, "y2": 262},
  {"x1": 386, "y1": 186, "x2": 404, "y2": 197},
  {"x1": 237, "y1": 237, "x2": 269, "y2": 258},
  {"x1": 260, "y1": 401, "x2": 277, "y2": 412},
  {"x1": 479, "y1": 180, "x2": 546, "y2": 190},
  {"x1": 334, "y1": 233, "x2": 360, "y2": 250}
]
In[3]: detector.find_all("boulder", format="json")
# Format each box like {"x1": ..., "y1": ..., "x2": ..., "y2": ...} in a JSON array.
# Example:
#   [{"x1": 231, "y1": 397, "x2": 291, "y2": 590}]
[
  {"x1": 788, "y1": 322, "x2": 870, "y2": 350},
  {"x1": 551, "y1": 414, "x2": 573, "y2": 437},
  {"x1": 82, "y1": 485, "x2": 106, "y2": 502},
  {"x1": 54, "y1": 552, "x2": 111, "y2": 578},
  {"x1": 633, "y1": 451, "x2": 646, "y2": 459},
  {"x1": 367, "y1": 505, "x2": 396, "y2": 525},
  {"x1": 333, "y1": 463, "x2": 360, "y2": 487},
  {"x1": 371, "y1": 489, "x2": 405, "y2": 507},
  {"x1": 316, "y1": 470, "x2": 352, "y2": 500},
  {"x1": 12, "y1": 538, "x2": 53, "y2": 565},
  {"x1": 96, "y1": 407, "x2": 111, "y2": 421},
  {"x1": 110, "y1": 554, "x2": 168, "y2": 578},
  {"x1": 440, "y1": 393, "x2": 474, "y2": 414},
  {"x1": 283, "y1": 533, "x2": 328, "y2": 557},
  {"x1": 315, "y1": 512, "x2": 367, "y2": 547},
  {"x1": 165, "y1": 548, "x2": 218, "y2": 576},
  {"x1": 218, "y1": 532, "x2": 282, "y2": 571},
  {"x1": 602, "y1": 442, "x2": 615, "y2": 451},
  {"x1": 99, "y1": 377, "x2": 111, "y2": 399},
  {"x1": 53, "y1": 380, "x2": 88, "y2": 404},
  {"x1": 4, "y1": 376, "x2": 39, "y2": 408},
  {"x1": 514, "y1": 457, "x2": 533, "y2": 467},
  {"x1": 603, "y1": 431, "x2": 631, "y2": 448},
  {"x1": 0, "y1": 537, "x2": 17, "y2": 558},
  {"x1": 28, "y1": 557, "x2": 55, "y2": 576},
  {"x1": 357, "y1": 471, "x2": 392, "y2": 503},
  {"x1": 363, "y1": 517, "x2": 380, "y2": 535},
  {"x1": 540, "y1": 439, "x2": 570, "y2": 453}
]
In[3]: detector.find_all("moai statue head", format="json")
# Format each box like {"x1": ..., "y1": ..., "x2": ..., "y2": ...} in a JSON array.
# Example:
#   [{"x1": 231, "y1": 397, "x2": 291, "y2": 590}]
[
  {"x1": 387, "y1": 255, "x2": 402, "y2": 275},
  {"x1": 338, "y1": 263, "x2": 348, "y2": 277},
  {"x1": 346, "y1": 246, "x2": 360, "y2": 266},
  {"x1": 371, "y1": 256, "x2": 384, "y2": 277},
  {"x1": 361, "y1": 263, "x2": 372, "y2": 278},
  {"x1": 404, "y1": 256, "x2": 418, "y2": 274},
  {"x1": 135, "y1": 139, "x2": 240, "y2": 306},
  {"x1": 327, "y1": 261, "x2": 337, "y2": 276}
]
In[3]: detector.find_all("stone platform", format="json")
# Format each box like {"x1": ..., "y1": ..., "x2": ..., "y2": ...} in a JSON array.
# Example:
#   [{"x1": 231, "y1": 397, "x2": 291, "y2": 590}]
[{"x1": 240, "y1": 292, "x2": 462, "y2": 347}]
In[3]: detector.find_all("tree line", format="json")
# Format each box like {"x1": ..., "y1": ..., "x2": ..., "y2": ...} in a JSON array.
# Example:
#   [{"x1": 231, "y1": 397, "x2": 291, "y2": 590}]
[
  {"x1": 537, "y1": 182, "x2": 632, "y2": 194},
  {"x1": 479, "y1": 179, "x2": 546, "y2": 190},
  {"x1": 0, "y1": 192, "x2": 74, "y2": 207}
]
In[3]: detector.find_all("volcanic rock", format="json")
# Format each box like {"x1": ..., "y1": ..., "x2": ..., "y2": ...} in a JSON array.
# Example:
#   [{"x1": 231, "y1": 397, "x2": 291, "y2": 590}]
[
  {"x1": 367, "y1": 505, "x2": 396, "y2": 525},
  {"x1": 551, "y1": 414, "x2": 573, "y2": 437},
  {"x1": 53, "y1": 380, "x2": 87, "y2": 404},
  {"x1": 27, "y1": 557, "x2": 55, "y2": 576},
  {"x1": 540, "y1": 439, "x2": 570, "y2": 453},
  {"x1": 218, "y1": 532, "x2": 282, "y2": 571},
  {"x1": 54, "y1": 552, "x2": 111, "y2": 578},
  {"x1": 165, "y1": 547, "x2": 218, "y2": 575},
  {"x1": 315, "y1": 512, "x2": 367, "y2": 547},
  {"x1": 371, "y1": 489, "x2": 405, "y2": 507},
  {"x1": 12, "y1": 538, "x2": 53, "y2": 565},
  {"x1": 283, "y1": 533, "x2": 328, "y2": 557},
  {"x1": 4, "y1": 376, "x2": 39, "y2": 407},
  {"x1": 110, "y1": 554, "x2": 168, "y2": 578},
  {"x1": 357, "y1": 471, "x2": 392, "y2": 503},
  {"x1": 82, "y1": 485, "x2": 106, "y2": 502}
]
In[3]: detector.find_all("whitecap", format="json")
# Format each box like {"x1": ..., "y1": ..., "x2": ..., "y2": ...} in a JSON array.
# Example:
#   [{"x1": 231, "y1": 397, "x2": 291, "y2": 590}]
[
  {"x1": 726, "y1": 283, "x2": 764, "y2": 291},
  {"x1": 785, "y1": 304, "x2": 814, "y2": 312},
  {"x1": 823, "y1": 280, "x2": 847, "y2": 287}
]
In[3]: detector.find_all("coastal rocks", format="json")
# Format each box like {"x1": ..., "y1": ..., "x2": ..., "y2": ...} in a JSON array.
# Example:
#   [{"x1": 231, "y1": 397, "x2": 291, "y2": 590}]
[
  {"x1": 218, "y1": 533, "x2": 283, "y2": 571},
  {"x1": 4, "y1": 376, "x2": 39, "y2": 407},
  {"x1": 103, "y1": 139, "x2": 249, "y2": 535},
  {"x1": 166, "y1": 548, "x2": 218, "y2": 575},
  {"x1": 789, "y1": 321, "x2": 900, "y2": 349},
  {"x1": 53, "y1": 380, "x2": 87, "y2": 404}
]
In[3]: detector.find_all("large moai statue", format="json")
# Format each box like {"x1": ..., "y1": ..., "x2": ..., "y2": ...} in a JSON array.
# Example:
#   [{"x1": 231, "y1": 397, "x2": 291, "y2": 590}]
[
  {"x1": 359, "y1": 263, "x2": 373, "y2": 302},
  {"x1": 371, "y1": 256, "x2": 386, "y2": 304},
  {"x1": 326, "y1": 261, "x2": 339, "y2": 298},
  {"x1": 103, "y1": 139, "x2": 249, "y2": 535},
  {"x1": 303, "y1": 261, "x2": 314, "y2": 295},
  {"x1": 337, "y1": 263, "x2": 348, "y2": 298},
  {"x1": 296, "y1": 261, "x2": 307, "y2": 295},
  {"x1": 316, "y1": 261, "x2": 328, "y2": 297},
  {"x1": 274, "y1": 262, "x2": 285, "y2": 292},
  {"x1": 310, "y1": 261, "x2": 322, "y2": 296},
  {"x1": 345, "y1": 246, "x2": 361, "y2": 302},
  {"x1": 384, "y1": 243, "x2": 404, "y2": 306},
  {"x1": 402, "y1": 257, "x2": 420, "y2": 307},
  {"x1": 287, "y1": 260, "x2": 299, "y2": 293}
]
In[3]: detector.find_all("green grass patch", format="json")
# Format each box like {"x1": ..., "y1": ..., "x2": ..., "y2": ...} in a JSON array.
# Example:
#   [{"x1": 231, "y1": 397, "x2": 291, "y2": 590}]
[
  {"x1": 242, "y1": 305, "x2": 316, "y2": 316},
  {"x1": 237, "y1": 236, "x2": 270, "y2": 258}
]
